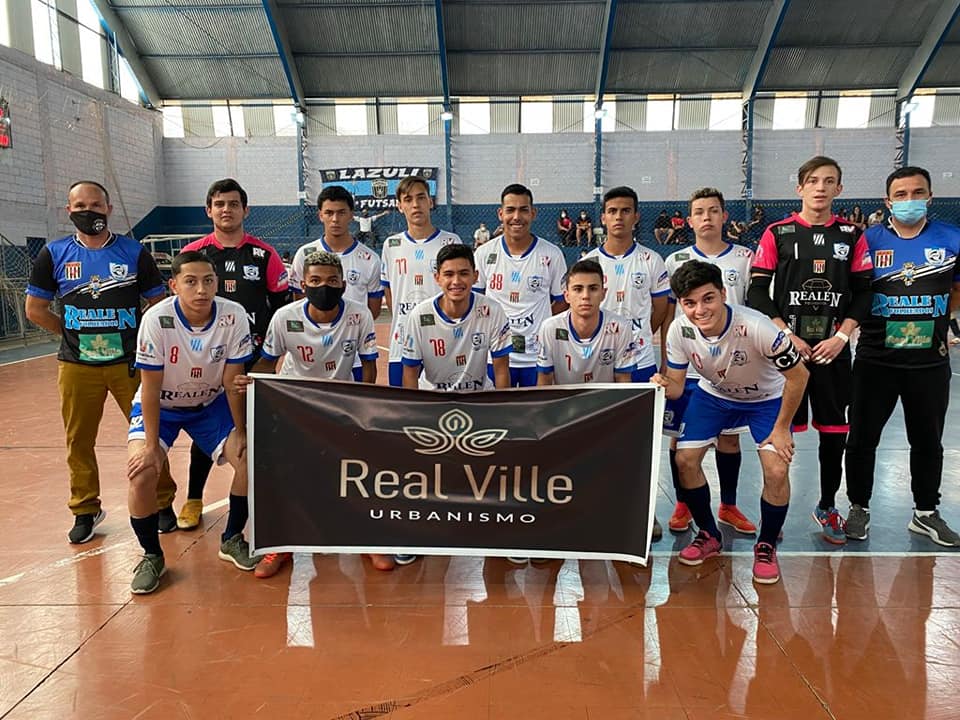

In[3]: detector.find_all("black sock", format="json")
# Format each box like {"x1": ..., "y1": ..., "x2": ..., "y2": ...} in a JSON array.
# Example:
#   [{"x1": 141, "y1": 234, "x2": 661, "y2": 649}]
[
  {"x1": 683, "y1": 484, "x2": 720, "y2": 539},
  {"x1": 222, "y1": 494, "x2": 249, "y2": 542},
  {"x1": 758, "y1": 498, "x2": 789, "y2": 546},
  {"x1": 188, "y1": 442, "x2": 214, "y2": 501},
  {"x1": 716, "y1": 450, "x2": 741, "y2": 506},
  {"x1": 817, "y1": 433, "x2": 846, "y2": 510},
  {"x1": 668, "y1": 449, "x2": 682, "y2": 499},
  {"x1": 131, "y1": 514, "x2": 162, "y2": 556}
]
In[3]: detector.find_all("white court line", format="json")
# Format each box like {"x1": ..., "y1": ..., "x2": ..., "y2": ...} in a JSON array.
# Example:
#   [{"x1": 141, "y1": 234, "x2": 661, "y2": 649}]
[
  {"x1": 647, "y1": 549, "x2": 957, "y2": 558},
  {"x1": 0, "y1": 497, "x2": 231, "y2": 587},
  {"x1": 0, "y1": 351, "x2": 57, "y2": 367},
  {"x1": 377, "y1": 345, "x2": 389, "y2": 352}
]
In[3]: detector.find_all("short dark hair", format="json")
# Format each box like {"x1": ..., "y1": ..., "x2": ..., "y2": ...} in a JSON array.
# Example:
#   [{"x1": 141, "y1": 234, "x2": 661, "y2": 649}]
[
  {"x1": 396, "y1": 175, "x2": 431, "y2": 200},
  {"x1": 797, "y1": 156, "x2": 842, "y2": 186},
  {"x1": 885, "y1": 166, "x2": 932, "y2": 196},
  {"x1": 206, "y1": 178, "x2": 248, "y2": 208},
  {"x1": 303, "y1": 250, "x2": 343, "y2": 276},
  {"x1": 566, "y1": 259, "x2": 604, "y2": 286},
  {"x1": 670, "y1": 259, "x2": 723, "y2": 298},
  {"x1": 500, "y1": 183, "x2": 533, "y2": 205},
  {"x1": 68, "y1": 181, "x2": 110, "y2": 205},
  {"x1": 436, "y1": 243, "x2": 475, "y2": 270},
  {"x1": 688, "y1": 187, "x2": 725, "y2": 213},
  {"x1": 603, "y1": 186, "x2": 639, "y2": 212},
  {"x1": 317, "y1": 185, "x2": 355, "y2": 211},
  {"x1": 172, "y1": 250, "x2": 215, "y2": 276}
]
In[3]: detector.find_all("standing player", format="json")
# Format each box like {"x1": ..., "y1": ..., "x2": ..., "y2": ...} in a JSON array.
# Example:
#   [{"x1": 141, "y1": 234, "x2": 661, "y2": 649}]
[
  {"x1": 236, "y1": 250, "x2": 387, "y2": 575},
  {"x1": 536, "y1": 259, "x2": 637, "y2": 386},
  {"x1": 177, "y1": 179, "x2": 289, "y2": 531},
  {"x1": 844, "y1": 167, "x2": 960, "y2": 545},
  {"x1": 747, "y1": 156, "x2": 873, "y2": 545},
  {"x1": 380, "y1": 175, "x2": 461, "y2": 386},
  {"x1": 288, "y1": 185, "x2": 384, "y2": 380},
  {"x1": 474, "y1": 184, "x2": 567, "y2": 387},
  {"x1": 126, "y1": 251, "x2": 255, "y2": 594},
  {"x1": 661, "y1": 188, "x2": 757, "y2": 536},
  {"x1": 402, "y1": 244, "x2": 511, "y2": 392},
  {"x1": 654, "y1": 261, "x2": 808, "y2": 585},
  {"x1": 25, "y1": 180, "x2": 177, "y2": 542}
]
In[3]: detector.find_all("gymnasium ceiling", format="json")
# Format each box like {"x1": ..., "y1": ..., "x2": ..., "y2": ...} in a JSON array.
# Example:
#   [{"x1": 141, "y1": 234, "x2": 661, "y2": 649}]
[{"x1": 93, "y1": 0, "x2": 960, "y2": 107}]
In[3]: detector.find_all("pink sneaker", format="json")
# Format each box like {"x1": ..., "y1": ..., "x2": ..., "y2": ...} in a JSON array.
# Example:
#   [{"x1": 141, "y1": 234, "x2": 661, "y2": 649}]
[
  {"x1": 678, "y1": 530, "x2": 722, "y2": 566},
  {"x1": 752, "y1": 542, "x2": 780, "y2": 584}
]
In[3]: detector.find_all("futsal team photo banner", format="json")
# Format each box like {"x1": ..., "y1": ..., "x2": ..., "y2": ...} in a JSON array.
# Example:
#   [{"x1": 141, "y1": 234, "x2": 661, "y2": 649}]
[
  {"x1": 320, "y1": 166, "x2": 439, "y2": 210},
  {"x1": 247, "y1": 378, "x2": 662, "y2": 565}
]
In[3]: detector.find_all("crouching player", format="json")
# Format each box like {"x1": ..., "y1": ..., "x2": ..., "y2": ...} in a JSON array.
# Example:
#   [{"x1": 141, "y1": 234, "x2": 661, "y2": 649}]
[
  {"x1": 235, "y1": 250, "x2": 387, "y2": 576},
  {"x1": 652, "y1": 260, "x2": 808, "y2": 584},
  {"x1": 126, "y1": 251, "x2": 255, "y2": 594}
]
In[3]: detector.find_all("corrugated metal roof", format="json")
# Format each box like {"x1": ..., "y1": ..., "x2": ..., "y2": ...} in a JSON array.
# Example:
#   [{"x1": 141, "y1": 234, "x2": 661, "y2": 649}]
[
  {"x1": 145, "y1": 57, "x2": 291, "y2": 98},
  {"x1": 919, "y1": 46, "x2": 960, "y2": 89},
  {"x1": 117, "y1": 7, "x2": 276, "y2": 56},
  {"x1": 112, "y1": 0, "x2": 260, "y2": 6},
  {"x1": 298, "y1": 55, "x2": 441, "y2": 97},
  {"x1": 607, "y1": 49, "x2": 753, "y2": 93},
  {"x1": 762, "y1": 46, "x2": 917, "y2": 91},
  {"x1": 449, "y1": 52, "x2": 595, "y2": 95},
  {"x1": 612, "y1": 0, "x2": 769, "y2": 49},
  {"x1": 776, "y1": 0, "x2": 936, "y2": 45},
  {"x1": 281, "y1": 2, "x2": 437, "y2": 53},
  {"x1": 444, "y1": 1, "x2": 605, "y2": 52}
]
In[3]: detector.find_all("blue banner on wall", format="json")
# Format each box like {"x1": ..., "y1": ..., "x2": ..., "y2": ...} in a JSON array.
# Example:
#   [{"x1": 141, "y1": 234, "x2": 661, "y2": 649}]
[{"x1": 320, "y1": 167, "x2": 439, "y2": 210}]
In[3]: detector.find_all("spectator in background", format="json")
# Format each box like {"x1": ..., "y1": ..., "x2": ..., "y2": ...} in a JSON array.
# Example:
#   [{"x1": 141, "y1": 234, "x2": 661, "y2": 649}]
[
  {"x1": 666, "y1": 210, "x2": 688, "y2": 244},
  {"x1": 557, "y1": 209, "x2": 574, "y2": 246},
  {"x1": 654, "y1": 210, "x2": 672, "y2": 244},
  {"x1": 867, "y1": 207, "x2": 885, "y2": 226},
  {"x1": 575, "y1": 210, "x2": 593, "y2": 246},
  {"x1": 492, "y1": 223, "x2": 504, "y2": 239},
  {"x1": 747, "y1": 204, "x2": 765, "y2": 234},
  {"x1": 473, "y1": 222, "x2": 491, "y2": 249},
  {"x1": 726, "y1": 219, "x2": 748, "y2": 243},
  {"x1": 354, "y1": 208, "x2": 390, "y2": 244},
  {"x1": 848, "y1": 205, "x2": 866, "y2": 230}
]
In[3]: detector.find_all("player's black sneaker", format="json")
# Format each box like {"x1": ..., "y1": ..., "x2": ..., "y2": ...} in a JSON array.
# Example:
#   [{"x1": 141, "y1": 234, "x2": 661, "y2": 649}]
[
  {"x1": 68, "y1": 509, "x2": 105, "y2": 544},
  {"x1": 157, "y1": 506, "x2": 178, "y2": 534}
]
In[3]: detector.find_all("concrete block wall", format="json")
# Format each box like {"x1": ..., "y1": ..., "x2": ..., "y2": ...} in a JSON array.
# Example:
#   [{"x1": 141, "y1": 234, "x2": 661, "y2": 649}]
[{"x1": 0, "y1": 43, "x2": 164, "y2": 246}]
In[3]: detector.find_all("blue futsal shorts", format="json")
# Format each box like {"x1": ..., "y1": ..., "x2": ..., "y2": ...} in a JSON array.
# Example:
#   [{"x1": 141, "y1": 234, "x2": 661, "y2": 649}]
[{"x1": 129, "y1": 392, "x2": 235, "y2": 464}]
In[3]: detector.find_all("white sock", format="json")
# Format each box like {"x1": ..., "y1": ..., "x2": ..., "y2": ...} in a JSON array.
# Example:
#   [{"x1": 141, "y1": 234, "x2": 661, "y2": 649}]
[{"x1": 915, "y1": 509, "x2": 935, "y2": 517}]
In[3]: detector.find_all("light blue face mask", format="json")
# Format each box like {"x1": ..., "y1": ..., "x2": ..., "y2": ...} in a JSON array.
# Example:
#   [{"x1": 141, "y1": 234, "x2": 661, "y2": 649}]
[{"x1": 889, "y1": 199, "x2": 928, "y2": 225}]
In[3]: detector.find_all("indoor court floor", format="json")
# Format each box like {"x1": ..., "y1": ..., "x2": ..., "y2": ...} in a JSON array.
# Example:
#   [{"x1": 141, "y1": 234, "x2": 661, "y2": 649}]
[{"x1": 1, "y1": 319, "x2": 959, "y2": 720}]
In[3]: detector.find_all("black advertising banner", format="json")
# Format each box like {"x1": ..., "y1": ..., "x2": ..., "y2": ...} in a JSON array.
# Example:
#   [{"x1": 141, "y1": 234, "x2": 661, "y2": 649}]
[
  {"x1": 319, "y1": 167, "x2": 439, "y2": 210},
  {"x1": 248, "y1": 378, "x2": 662, "y2": 564}
]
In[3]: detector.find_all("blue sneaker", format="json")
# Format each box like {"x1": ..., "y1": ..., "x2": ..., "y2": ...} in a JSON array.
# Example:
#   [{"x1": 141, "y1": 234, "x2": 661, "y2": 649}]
[
  {"x1": 394, "y1": 554, "x2": 419, "y2": 565},
  {"x1": 812, "y1": 506, "x2": 846, "y2": 545}
]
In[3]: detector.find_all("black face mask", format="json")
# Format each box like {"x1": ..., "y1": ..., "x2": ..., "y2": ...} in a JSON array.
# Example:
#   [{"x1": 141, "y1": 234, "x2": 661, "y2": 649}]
[
  {"x1": 305, "y1": 284, "x2": 344, "y2": 312},
  {"x1": 69, "y1": 210, "x2": 108, "y2": 236}
]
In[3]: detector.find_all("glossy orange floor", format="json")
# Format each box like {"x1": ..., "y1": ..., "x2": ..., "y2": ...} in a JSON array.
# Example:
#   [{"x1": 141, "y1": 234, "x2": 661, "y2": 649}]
[{"x1": 2, "y1": 325, "x2": 960, "y2": 720}]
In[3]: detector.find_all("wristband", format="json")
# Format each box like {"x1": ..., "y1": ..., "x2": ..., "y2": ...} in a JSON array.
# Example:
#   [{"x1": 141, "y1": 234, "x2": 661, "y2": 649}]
[
  {"x1": 835, "y1": 331, "x2": 850, "y2": 344},
  {"x1": 782, "y1": 327, "x2": 793, "y2": 336}
]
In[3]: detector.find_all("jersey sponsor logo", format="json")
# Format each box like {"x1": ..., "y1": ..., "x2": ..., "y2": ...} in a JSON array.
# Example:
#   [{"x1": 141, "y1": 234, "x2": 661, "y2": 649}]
[
  {"x1": 708, "y1": 345, "x2": 721, "y2": 357},
  {"x1": 342, "y1": 340, "x2": 356, "y2": 355},
  {"x1": 616, "y1": 290, "x2": 625, "y2": 302},
  {"x1": 604, "y1": 322, "x2": 621, "y2": 335},
  {"x1": 471, "y1": 332, "x2": 485, "y2": 348},
  {"x1": 486, "y1": 253, "x2": 497, "y2": 264},
  {"x1": 218, "y1": 314, "x2": 235, "y2": 327},
  {"x1": 771, "y1": 330, "x2": 786, "y2": 352},
  {"x1": 476, "y1": 304, "x2": 490, "y2": 317},
  {"x1": 159, "y1": 315, "x2": 175, "y2": 329},
  {"x1": 139, "y1": 339, "x2": 155, "y2": 354},
  {"x1": 225, "y1": 260, "x2": 236, "y2": 272},
  {"x1": 456, "y1": 353, "x2": 467, "y2": 366},
  {"x1": 224, "y1": 279, "x2": 237, "y2": 292},
  {"x1": 210, "y1": 345, "x2": 225, "y2": 362},
  {"x1": 840, "y1": 224, "x2": 855, "y2": 233},
  {"x1": 674, "y1": 252, "x2": 690, "y2": 261},
  {"x1": 414, "y1": 274, "x2": 424, "y2": 286},
  {"x1": 347, "y1": 313, "x2": 361, "y2": 326},
  {"x1": 429, "y1": 260, "x2": 438, "y2": 272},
  {"x1": 278, "y1": 270, "x2": 289, "y2": 285},
  {"x1": 541, "y1": 256, "x2": 551, "y2": 267},
  {"x1": 347, "y1": 269, "x2": 361, "y2": 284},
  {"x1": 109, "y1": 263, "x2": 128, "y2": 280},
  {"x1": 734, "y1": 325, "x2": 747, "y2": 337},
  {"x1": 788, "y1": 278, "x2": 842, "y2": 309},
  {"x1": 614, "y1": 264, "x2": 625, "y2": 276},
  {"x1": 65, "y1": 261, "x2": 82, "y2": 280},
  {"x1": 190, "y1": 338, "x2": 203, "y2": 352},
  {"x1": 302, "y1": 246, "x2": 317, "y2": 256},
  {"x1": 287, "y1": 320, "x2": 304, "y2": 332},
  {"x1": 511, "y1": 270, "x2": 522, "y2": 283},
  {"x1": 813, "y1": 259, "x2": 825, "y2": 274},
  {"x1": 871, "y1": 293, "x2": 949, "y2": 318},
  {"x1": 583, "y1": 372, "x2": 593, "y2": 382},
  {"x1": 243, "y1": 265, "x2": 260, "y2": 280},
  {"x1": 527, "y1": 275, "x2": 544, "y2": 291},
  {"x1": 813, "y1": 233, "x2": 825, "y2": 245},
  {"x1": 901, "y1": 262, "x2": 917, "y2": 286},
  {"x1": 325, "y1": 360, "x2": 337, "y2": 371},
  {"x1": 724, "y1": 268, "x2": 740, "y2": 285},
  {"x1": 510, "y1": 291, "x2": 520, "y2": 302},
  {"x1": 420, "y1": 313, "x2": 436, "y2": 326},
  {"x1": 681, "y1": 326, "x2": 695, "y2": 338},
  {"x1": 78, "y1": 332, "x2": 123, "y2": 362},
  {"x1": 924, "y1": 247, "x2": 946, "y2": 264},
  {"x1": 414, "y1": 249, "x2": 425, "y2": 261},
  {"x1": 731, "y1": 350, "x2": 748, "y2": 366},
  {"x1": 735, "y1": 247, "x2": 752, "y2": 257},
  {"x1": 190, "y1": 367, "x2": 202, "y2": 378},
  {"x1": 778, "y1": 225, "x2": 795, "y2": 234},
  {"x1": 874, "y1": 249, "x2": 893, "y2": 269},
  {"x1": 691, "y1": 352, "x2": 703, "y2": 370},
  {"x1": 63, "y1": 305, "x2": 137, "y2": 331},
  {"x1": 453, "y1": 327, "x2": 464, "y2": 339},
  {"x1": 389, "y1": 237, "x2": 401, "y2": 247},
  {"x1": 556, "y1": 328, "x2": 569, "y2": 341},
  {"x1": 359, "y1": 250, "x2": 372, "y2": 262},
  {"x1": 88, "y1": 275, "x2": 104, "y2": 299},
  {"x1": 833, "y1": 243, "x2": 849, "y2": 261},
  {"x1": 252, "y1": 247, "x2": 265, "y2": 258},
  {"x1": 632, "y1": 272, "x2": 647, "y2": 289},
  {"x1": 511, "y1": 335, "x2": 526, "y2": 353},
  {"x1": 599, "y1": 348, "x2": 614, "y2": 365}
]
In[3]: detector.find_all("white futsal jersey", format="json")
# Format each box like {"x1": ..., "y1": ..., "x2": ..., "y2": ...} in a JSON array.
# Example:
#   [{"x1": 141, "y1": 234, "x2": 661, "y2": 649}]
[
  {"x1": 402, "y1": 292, "x2": 512, "y2": 392},
  {"x1": 537, "y1": 310, "x2": 638, "y2": 384},
  {"x1": 583, "y1": 244, "x2": 670, "y2": 370},
  {"x1": 288, "y1": 237, "x2": 383, "y2": 302},
  {"x1": 665, "y1": 304, "x2": 801, "y2": 403},
  {"x1": 664, "y1": 243, "x2": 753, "y2": 305},
  {"x1": 134, "y1": 296, "x2": 253, "y2": 409},
  {"x1": 380, "y1": 229, "x2": 462, "y2": 362},
  {"x1": 260, "y1": 298, "x2": 377, "y2": 380},
  {"x1": 474, "y1": 236, "x2": 566, "y2": 368}
]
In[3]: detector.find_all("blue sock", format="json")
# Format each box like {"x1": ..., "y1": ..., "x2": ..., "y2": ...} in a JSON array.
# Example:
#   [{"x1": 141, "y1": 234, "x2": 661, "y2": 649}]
[
  {"x1": 669, "y1": 449, "x2": 681, "y2": 497},
  {"x1": 683, "y1": 484, "x2": 720, "y2": 539},
  {"x1": 759, "y1": 498, "x2": 788, "y2": 546},
  {"x1": 131, "y1": 513, "x2": 162, "y2": 556},
  {"x1": 222, "y1": 494, "x2": 249, "y2": 542},
  {"x1": 716, "y1": 450, "x2": 741, "y2": 506}
]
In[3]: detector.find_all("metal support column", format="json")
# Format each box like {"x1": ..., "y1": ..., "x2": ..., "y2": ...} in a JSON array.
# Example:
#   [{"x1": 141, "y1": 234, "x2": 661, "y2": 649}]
[{"x1": 444, "y1": 115, "x2": 453, "y2": 232}]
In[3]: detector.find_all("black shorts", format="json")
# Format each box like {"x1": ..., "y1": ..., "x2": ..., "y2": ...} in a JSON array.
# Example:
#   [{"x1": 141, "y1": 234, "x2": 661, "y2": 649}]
[{"x1": 791, "y1": 352, "x2": 851, "y2": 433}]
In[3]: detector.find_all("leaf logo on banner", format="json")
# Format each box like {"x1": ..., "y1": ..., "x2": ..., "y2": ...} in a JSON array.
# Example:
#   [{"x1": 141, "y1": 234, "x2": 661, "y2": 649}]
[{"x1": 404, "y1": 409, "x2": 508, "y2": 457}]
